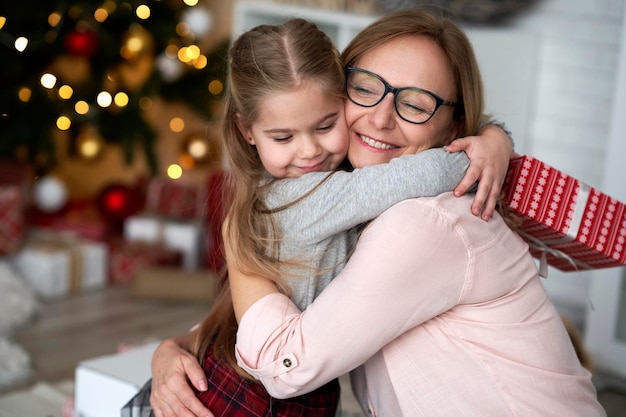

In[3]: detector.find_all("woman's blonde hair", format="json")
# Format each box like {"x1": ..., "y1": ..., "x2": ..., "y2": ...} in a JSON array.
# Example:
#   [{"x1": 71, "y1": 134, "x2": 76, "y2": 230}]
[
  {"x1": 193, "y1": 18, "x2": 344, "y2": 376},
  {"x1": 344, "y1": 8, "x2": 515, "y2": 224},
  {"x1": 342, "y1": 8, "x2": 487, "y2": 140}
]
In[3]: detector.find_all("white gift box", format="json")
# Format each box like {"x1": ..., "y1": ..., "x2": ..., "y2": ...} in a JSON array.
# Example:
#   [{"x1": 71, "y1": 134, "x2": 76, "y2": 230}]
[
  {"x1": 81, "y1": 242, "x2": 108, "y2": 291},
  {"x1": 11, "y1": 237, "x2": 108, "y2": 298},
  {"x1": 74, "y1": 342, "x2": 159, "y2": 417},
  {"x1": 12, "y1": 248, "x2": 69, "y2": 299},
  {"x1": 124, "y1": 215, "x2": 201, "y2": 270}
]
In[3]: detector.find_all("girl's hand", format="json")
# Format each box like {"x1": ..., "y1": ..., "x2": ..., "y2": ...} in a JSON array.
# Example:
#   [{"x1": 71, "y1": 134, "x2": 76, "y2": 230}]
[
  {"x1": 150, "y1": 336, "x2": 214, "y2": 417},
  {"x1": 445, "y1": 124, "x2": 513, "y2": 221}
]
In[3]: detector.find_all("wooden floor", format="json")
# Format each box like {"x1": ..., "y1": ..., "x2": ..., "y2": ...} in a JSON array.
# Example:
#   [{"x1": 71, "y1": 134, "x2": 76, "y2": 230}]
[
  {"x1": 3, "y1": 286, "x2": 211, "y2": 394},
  {"x1": 3, "y1": 287, "x2": 626, "y2": 417}
]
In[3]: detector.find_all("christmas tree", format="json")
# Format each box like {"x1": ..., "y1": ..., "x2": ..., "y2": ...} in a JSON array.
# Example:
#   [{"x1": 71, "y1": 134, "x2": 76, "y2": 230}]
[{"x1": 0, "y1": 0, "x2": 228, "y2": 173}]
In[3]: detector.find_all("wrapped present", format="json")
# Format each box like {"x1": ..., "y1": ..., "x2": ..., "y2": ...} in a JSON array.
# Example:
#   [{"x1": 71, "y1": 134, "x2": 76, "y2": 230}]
[
  {"x1": 124, "y1": 215, "x2": 202, "y2": 270},
  {"x1": 75, "y1": 342, "x2": 160, "y2": 417},
  {"x1": 0, "y1": 161, "x2": 33, "y2": 196},
  {"x1": 0, "y1": 186, "x2": 25, "y2": 255},
  {"x1": 502, "y1": 155, "x2": 626, "y2": 272},
  {"x1": 131, "y1": 267, "x2": 218, "y2": 302},
  {"x1": 11, "y1": 232, "x2": 108, "y2": 298},
  {"x1": 0, "y1": 161, "x2": 32, "y2": 255},
  {"x1": 28, "y1": 198, "x2": 111, "y2": 242},
  {"x1": 145, "y1": 177, "x2": 207, "y2": 220},
  {"x1": 108, "y1": 239, "x2": 182, "y2": 285},
  {"x1": 203, "y1": 170, "x2": 227, "y2": 272}
]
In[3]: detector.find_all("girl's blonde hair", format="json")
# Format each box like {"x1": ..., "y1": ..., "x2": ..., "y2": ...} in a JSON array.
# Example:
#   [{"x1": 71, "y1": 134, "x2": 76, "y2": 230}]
[
  {"x1": 193, "y1": 18, "x2": 344, "y2": 376},
  {"x1": 342, "y1": 8, "x2": 487, "y2": 141}
]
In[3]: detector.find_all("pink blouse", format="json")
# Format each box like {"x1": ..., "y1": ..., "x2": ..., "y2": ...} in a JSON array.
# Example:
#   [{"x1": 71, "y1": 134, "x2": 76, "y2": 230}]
[{"x1": 236, "y1": 193, "x2": 605, "y2": 417}]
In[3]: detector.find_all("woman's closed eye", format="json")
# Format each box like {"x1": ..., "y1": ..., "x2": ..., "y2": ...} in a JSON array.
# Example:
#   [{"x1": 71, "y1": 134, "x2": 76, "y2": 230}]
[
  {"x1": 352, "y1": 85, "x2": 377, "y2": 98},
  {"x1": 398, "y1": 99, "x2": 429, "y2": 116}
]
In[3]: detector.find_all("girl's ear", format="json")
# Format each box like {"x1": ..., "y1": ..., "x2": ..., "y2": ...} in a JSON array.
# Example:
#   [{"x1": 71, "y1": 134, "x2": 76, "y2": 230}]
[{"x1": 235, "y1": 113, "x2": 255, "y2": 145}]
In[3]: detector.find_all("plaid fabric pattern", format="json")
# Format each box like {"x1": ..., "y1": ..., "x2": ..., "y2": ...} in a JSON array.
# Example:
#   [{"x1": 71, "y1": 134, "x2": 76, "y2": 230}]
[
  {"x1": 120, "y1": 378, "x2": 154, "y2": 417},
  {"x1": 197, "y1": 345, "x2": 340, "y2": 417},
  {"x1": 120, "y1": 346, "x2": 340, "y2": 417}
]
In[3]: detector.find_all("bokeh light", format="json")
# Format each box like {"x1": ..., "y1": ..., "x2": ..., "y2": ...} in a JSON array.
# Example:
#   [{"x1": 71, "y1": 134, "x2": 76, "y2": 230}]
[
  {"x1": 169, "y1": 117, "x2": 185, "y2": 132},
  {"x1": 167, "y1": 164, "x2": 183, "y2": 179}
]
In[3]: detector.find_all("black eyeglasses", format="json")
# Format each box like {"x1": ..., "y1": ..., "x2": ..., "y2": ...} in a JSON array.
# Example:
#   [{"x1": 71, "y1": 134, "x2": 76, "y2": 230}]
[{"x1": 345, "y1": 67, "x2": 456, "y2": 124}]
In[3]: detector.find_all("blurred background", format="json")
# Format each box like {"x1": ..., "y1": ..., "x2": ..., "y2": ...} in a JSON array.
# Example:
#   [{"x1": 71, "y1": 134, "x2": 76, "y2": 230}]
[{"x1": 1, "y1": 0, "x2": 625, "y2": 414}]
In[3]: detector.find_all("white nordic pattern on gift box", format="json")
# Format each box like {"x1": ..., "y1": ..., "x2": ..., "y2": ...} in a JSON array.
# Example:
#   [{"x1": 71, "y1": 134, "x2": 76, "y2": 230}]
[
  {"x1": 503, "y1": 155, "x2": 626, "y2": 271},
  {"x1": 509, "y1": 157, "x2": 582, "y2": 240}
]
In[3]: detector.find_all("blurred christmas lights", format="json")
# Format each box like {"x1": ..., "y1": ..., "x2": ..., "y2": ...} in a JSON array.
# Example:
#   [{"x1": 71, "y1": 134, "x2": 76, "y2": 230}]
[{"x1": 1, "y1": 0, "x2": 228, "y2": 173}]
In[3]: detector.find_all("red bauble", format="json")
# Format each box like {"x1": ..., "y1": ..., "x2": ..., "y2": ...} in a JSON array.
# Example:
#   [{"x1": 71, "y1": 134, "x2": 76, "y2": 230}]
[
  {"x1": 64, "y1": 28, "x2": 99, "y2": 57},
  {"x1": 96, "y1": 183, "x2": 143, "y2": 222}
]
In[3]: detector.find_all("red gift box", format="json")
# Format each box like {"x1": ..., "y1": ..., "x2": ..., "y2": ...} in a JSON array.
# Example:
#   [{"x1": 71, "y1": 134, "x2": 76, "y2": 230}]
[
  {"x1": 28, "y1": 198, "x2": 111, "y2": 242},
  {"x1": 0, "y1": 185, "x2": 25, "y2": 255},
  {"x1": 108, "y1": 239, "x2": 183, "y2": 285},
  {"x1": 146, "y1": 177, "x2": 207, "y2": 220},
  {"x1": 502, "y1": 155, "x2": 626, "y2": 272},
  {"x1": 0, "y1": 161, "x2": 32, "y2": 255}
]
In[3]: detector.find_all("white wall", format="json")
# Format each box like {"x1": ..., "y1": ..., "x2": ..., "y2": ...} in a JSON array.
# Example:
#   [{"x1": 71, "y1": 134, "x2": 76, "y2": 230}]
[
  {"x1": 503, "y1": 0, "x2": 625, "y2": 327},
  {"x1": 584, "y1": 3, "x2": 626, "y2": 377}
]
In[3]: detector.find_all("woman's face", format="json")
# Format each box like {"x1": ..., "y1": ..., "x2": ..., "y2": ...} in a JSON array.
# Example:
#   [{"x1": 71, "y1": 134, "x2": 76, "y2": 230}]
[{"x1": 345, "y1": 35, "x2": 458, "y2": 168}]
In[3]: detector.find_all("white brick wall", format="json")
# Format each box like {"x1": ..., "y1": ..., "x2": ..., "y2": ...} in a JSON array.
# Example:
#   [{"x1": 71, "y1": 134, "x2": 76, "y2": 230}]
[
  {"x1": 507, "y1": 0, "x2": 625, "y2": 325},
  {"x1": 514, "y1": 0, "x2": 624, "y2": 185}
]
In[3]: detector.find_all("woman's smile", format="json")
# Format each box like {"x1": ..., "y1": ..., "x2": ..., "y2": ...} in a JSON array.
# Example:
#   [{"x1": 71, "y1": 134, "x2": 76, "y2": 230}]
[{"x1": 358, "y1": 134, "x2": 397, "y2": 150}]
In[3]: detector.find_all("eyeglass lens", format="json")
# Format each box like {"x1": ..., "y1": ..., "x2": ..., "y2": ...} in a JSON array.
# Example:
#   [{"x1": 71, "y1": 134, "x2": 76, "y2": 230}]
[{"x1": 346, "y1": 69, "x2": 440, "y2": 124}]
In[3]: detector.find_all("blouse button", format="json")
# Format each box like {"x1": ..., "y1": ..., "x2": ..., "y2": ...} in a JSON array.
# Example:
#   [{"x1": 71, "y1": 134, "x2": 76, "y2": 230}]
[{"x1": 282, "y1": 358, "x2": 292, "y2": 368}]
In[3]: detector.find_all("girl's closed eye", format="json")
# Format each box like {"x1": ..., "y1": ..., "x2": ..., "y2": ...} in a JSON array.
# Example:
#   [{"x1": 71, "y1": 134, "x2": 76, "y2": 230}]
[
  {"x1": 317, "y1": 122, "x2": 336, "y2": 133},
  {"x1": 273, "y1": 135, "x2": 292, "y2": 143}
]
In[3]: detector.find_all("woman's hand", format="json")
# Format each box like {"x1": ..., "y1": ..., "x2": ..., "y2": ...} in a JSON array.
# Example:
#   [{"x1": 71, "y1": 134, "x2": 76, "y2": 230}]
[
  {"x1": 150, "y1": 335, "x2": 214, "y2": 417},
  {"x1": 445, "y1": 124, "x2": 513, "y2": 221}
]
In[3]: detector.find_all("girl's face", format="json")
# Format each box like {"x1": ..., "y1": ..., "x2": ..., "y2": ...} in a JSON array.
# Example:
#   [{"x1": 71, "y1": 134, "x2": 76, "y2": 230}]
[
  {"x1": 242, "y1": 80, "x2": 349, "y2": 179},
  {"x1": 345, "y1": 36, "x2": 459, "y2": 168}
]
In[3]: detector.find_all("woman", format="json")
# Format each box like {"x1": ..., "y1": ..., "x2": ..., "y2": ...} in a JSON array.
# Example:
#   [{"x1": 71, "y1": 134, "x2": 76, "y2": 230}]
[
  {"x1": 147, "y1": 10, "x2": 517, "y2": 417},
  {"x1": 230, "y1": 8, "x2": 605, "y2": 417},
  {"x1": 185, "y1": 16, "x2": 481, "y2": 417}
]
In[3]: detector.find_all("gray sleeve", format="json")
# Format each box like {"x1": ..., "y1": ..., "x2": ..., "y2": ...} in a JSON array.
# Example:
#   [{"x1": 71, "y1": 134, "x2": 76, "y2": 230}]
[
  {"x1": 266, "y1": 148, "x2": 469, "y2": 243},
  {"x1": 482, "y1": 118, "x2": 515, "y2": 150}
]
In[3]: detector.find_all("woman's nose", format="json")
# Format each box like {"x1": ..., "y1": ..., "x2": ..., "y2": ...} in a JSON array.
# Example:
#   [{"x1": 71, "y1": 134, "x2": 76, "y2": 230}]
[{"x1": 368, "y1": 94, "x2": 396, "y2": 129}]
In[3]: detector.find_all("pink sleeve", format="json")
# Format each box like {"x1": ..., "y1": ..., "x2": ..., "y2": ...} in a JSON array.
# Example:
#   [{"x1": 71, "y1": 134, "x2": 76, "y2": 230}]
[{"x1": 235, "y1": 199, "x2": 470, "y2": 398}]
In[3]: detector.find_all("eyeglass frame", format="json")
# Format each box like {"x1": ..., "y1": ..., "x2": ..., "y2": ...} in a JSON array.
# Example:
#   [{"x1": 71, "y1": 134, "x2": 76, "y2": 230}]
[{"x1": 345, "y1": 67, "x2": 457, "y2": 125}]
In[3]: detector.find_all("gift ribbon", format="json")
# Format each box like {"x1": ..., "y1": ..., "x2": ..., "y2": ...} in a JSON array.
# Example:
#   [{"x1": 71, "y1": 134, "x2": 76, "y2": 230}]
[
  {"x1": 542, "y1": 183, "x2": 590, "y2": 246},
  {"x1": 517, "y1": 181, "x2": 593, "y2": 276},
  {"x1": 29, "y1": 232, "x2": 83, "y2": 293},
  {"x1": 516, "y1": 229, "x2": 593, "y2": 278},
  {"x1": 517, "y1": 229, "x2": 596, "y2": 311}
]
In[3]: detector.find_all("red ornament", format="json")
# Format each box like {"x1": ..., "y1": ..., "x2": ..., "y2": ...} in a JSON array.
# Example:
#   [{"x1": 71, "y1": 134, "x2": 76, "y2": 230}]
[
  {"x1": 96, "y1": 183, "x2": 143, "y2": 222},
  {"x1": 64, "y1": 28, "x2": 99, "y2": 57}
]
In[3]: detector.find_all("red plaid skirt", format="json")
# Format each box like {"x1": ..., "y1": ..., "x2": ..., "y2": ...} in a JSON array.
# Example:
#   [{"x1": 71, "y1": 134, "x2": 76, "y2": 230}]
[{"x1": 197, "y1": 345, "x2": 340, "y2": 417}]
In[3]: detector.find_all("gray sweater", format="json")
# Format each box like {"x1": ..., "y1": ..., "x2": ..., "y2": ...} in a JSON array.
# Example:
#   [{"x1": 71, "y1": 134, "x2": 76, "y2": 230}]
[{"x1": 261, "y1": 148, "x2": 470, "y2": 310}]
